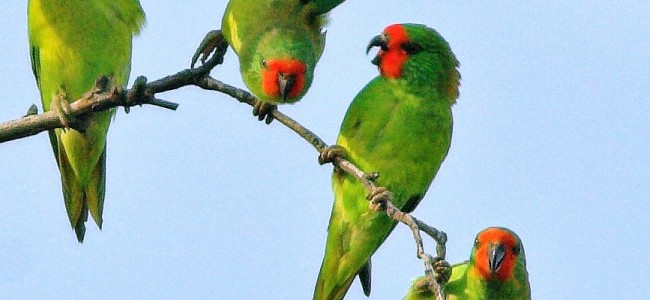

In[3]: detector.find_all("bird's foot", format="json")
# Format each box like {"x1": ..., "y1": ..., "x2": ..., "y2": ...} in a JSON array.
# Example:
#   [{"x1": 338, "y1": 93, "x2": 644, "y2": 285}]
[
  {"x1": 412, "y1": 277, "x2": 434, "y2": 294},
  {"x1": 191, "y1": 30, "x2": 227, "y2": 69},
  {"x1": 51, "y1": 91, "x2": 78, "y2": 132},
  {"x1": 365, "y1": 171, "x2": 380, "y2": 182},
  {"x1": 367, "y1": 186, "x2": 392, "y2": 212},
  {"x1": 253, "y1": 101, "x2": 276, "y2": 124},
  {"x1": 433, "y1": 257, "x2": 452, "y2": 284},
  {"x1": 318, "y1": 145, "x2": 347, "y2": 165}
]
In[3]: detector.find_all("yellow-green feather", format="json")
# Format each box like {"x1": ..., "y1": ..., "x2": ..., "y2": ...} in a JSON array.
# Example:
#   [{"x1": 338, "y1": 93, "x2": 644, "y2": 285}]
[{"x1": 28, "y1": 0, "x2": 144, "y2": 242}]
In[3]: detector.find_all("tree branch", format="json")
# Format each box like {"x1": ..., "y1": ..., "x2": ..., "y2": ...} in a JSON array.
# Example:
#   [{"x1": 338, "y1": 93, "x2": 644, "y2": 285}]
[{"x1": 0, "y1": 43, "x2": 226, "y2": 144}]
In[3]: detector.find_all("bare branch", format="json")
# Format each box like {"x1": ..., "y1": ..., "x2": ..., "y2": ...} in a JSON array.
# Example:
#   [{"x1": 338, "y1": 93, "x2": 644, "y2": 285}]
[{"x1": 0, "y1": 43, "x2": 226, "y2": 144}]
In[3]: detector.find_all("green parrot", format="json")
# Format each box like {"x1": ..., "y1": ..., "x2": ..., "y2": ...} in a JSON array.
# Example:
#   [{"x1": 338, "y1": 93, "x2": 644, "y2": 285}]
[
  {"x1": 193, "y1": 0, "x2": 345, "y2": 122},
  {"x1": 28, "y1": 0, "x2": 145, "y2": 242},
  {"x1": 313, "y1": 23, "x2": 461, "y2": 300},
  {"x1": 403, "y1": 227, "x2": 531, "y2": 300}
]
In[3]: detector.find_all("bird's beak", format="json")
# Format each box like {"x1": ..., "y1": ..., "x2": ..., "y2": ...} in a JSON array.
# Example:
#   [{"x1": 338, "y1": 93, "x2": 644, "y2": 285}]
[
  {"x1": 371, "y1": 56, "x2": 380, "y2": 66},
  {"x1": 488, "y1": 243, "x2": 506, "y2": 274},
  {"x1": 366, "y1": 34, "x2": 388, "y2": 54},
  {"x1": 278, "y1": 73, "x2": 296, "y2": 101},
  {"x1": 367, "y1": 34, "x2": 388, "y2": 66}
]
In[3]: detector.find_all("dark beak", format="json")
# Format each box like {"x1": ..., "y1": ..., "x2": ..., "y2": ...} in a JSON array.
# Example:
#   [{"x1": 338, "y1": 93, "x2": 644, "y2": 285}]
[
  {"x1": 278, "y1": 73, "x2": 296, "y2": 101},
  {"x1": 371, "y1": 56, "x2": 380, "y2": 66},
  {"x1": 366, "y1": 34, "x2": 388, "y2": 54},
  {"x1": 488, "y1": 243, "x2": 506, "y2": 273}
]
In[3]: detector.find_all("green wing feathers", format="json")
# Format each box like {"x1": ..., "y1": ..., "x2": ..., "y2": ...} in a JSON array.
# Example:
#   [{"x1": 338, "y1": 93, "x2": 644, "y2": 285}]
[
  {"x1": 28, "y1": 0, "x2": 144, "y2": 242},
  {"x1": 309, "y1": 0, "x2": 346, "y2": 15}
]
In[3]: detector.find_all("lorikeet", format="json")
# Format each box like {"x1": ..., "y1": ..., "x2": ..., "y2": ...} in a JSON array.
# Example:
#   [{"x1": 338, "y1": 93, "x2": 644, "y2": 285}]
[
  {"x1": 314, "y1": 23, "x2": 460, "y2": 300},
  {"x1": 193, "y1": 0, "x2": 346, "y2": 122},
  {"x1": 404, "y1": 227, "x2": 531, "y2": 300},
  {"x1": 28, "y1": 0, "x2": 145, "y2": 242}
]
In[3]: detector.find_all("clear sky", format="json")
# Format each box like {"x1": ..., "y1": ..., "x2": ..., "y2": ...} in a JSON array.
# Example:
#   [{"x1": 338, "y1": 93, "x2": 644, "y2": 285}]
[{"x1": 1, "y1": 1, "x2": 649, "y2": 299}]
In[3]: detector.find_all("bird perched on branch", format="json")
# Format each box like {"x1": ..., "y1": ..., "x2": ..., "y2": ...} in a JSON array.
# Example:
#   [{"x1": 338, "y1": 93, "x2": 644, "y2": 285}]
[
  {"x1": 192, "y1": 0, "x2": 346, "y2": 123},
  {"x1": 403, "y1": 227, "x2": 531, "y2": 300},
  {"x1": 28, "y1": 0, "x2": 145, "y2": 242},
  {"x1": 314, "y1": 23, "x2": 460, "y2": 300}
]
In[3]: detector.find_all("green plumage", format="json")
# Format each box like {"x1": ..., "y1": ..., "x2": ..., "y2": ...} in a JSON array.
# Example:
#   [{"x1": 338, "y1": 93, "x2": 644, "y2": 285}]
[
  {"x1": 28, "y1": 0, "x2": 144, "y2": 242},
  {"x1": 221, "y1": 0, "x2": 335, "y2": 103},
  {"x1": 314, "y1": 24, "x2": 460, "y2": 300},
  {"x1": 404, "y1": 228, "x2": 531, "y2": 300}
]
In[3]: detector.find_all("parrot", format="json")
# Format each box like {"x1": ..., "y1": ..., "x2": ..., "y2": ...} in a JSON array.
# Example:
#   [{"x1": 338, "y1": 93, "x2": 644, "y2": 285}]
[
  {"x1": 28, "y1": 0, "x2": 145, "y2": 242},
  {"x1": 192, "y1": 0, "x2": 346, "y2": 122},
  {"x1": 313, "y1": 23, "x2": 461, "y2": 300},
  {"x1": 403, "y1": 227, "x2": 531, "y2": 300}
]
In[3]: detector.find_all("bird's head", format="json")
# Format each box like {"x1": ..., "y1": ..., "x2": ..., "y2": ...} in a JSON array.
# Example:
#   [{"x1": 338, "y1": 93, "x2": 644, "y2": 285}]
[
  {"x1": 260, "y1": 58, "x2": 307, "y2": 103},
  {"x1": 246, "y1": 30, "x2": 316, "y2": 104},
  {"x1": 471, "y1": 227, "x2": 525, "y2": 282},
  {"x1": 366, "y1": 23, "x2": 461, "y2": 103}
]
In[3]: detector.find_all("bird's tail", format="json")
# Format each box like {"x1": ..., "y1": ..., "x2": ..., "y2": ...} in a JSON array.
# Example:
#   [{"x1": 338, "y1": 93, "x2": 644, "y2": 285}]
[
  {"x1": 313, "y1": 247, "x2": 360, "y2": 300},
  {"x1": 313, "y1": 239, "x2": 373, "y2": 300},
  {"x1": 53, "y1": 130, "x2": 107, "y2": 243},
  {"x1": 313, "y1": 207, "x2": 373, "y2": 300}
]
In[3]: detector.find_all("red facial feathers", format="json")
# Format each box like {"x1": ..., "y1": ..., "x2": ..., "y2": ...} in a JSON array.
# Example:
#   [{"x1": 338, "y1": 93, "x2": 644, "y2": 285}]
[
  {"x1": 474, "y1": 228, "x2": 519, "y2": 281},
  {"x1": 261, "y1": 59, "x2": 306, "y2": 99},
  {"x1": 378, "y1": 24, "x2": 410, "y2": 79}
]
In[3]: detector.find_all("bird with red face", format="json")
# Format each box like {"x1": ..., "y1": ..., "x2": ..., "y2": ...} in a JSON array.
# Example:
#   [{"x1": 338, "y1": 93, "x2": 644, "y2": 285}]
[
  {"x1": 403, "y1": 227, "x2": 531, "y2": 300},
  {"x1": 313, "y1": 23, "x2": 460, "y2": 300},
  {"x1": 193, "y1": 0, "x2": 346, "y2": 122}
]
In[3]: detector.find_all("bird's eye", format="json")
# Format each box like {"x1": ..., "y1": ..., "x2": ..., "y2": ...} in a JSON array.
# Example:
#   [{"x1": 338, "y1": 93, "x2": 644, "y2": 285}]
[
  {"x1": 512, "y1": 245, "x2": 521, "y2": 256},
  {"x1": 474, "y1": 238, "x2": 480, "y2": 247},
  {"x1": 402, "y1": 42, "x2": 423, "y2": 55},
  {"x1": 261, "y1": 59, "x2": 268, "y2": 68}
]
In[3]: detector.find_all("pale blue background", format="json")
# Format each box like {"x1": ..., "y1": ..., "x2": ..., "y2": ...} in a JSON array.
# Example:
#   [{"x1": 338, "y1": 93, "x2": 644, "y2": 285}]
[{"x1": 1, "y1": 1, "x2": 649, "y2": 299}]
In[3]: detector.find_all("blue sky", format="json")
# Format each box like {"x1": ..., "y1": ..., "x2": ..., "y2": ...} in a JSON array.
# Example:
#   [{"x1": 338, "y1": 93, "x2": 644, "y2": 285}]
[{"x1": 1, "y1": 1, "x2": 649, "y2": 299}]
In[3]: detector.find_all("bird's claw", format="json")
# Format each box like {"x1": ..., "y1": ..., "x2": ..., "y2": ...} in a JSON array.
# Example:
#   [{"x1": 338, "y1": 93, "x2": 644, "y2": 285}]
[
  {"x1": 365, "y1": 172, "x2": 380, "y2": 182},
  {"x1": 191, "y1": 30, "x2": 226, "y2": 69},
  {"x1": 367, "y1": 186, "x2": 392, "y2": 211},
  {"x1": 412, "y1": 277, "x2": 434, "y2": 295},
  {"x1": 253, "y1": 101, "x2": 276, "y2": 124},
  {"x1": 433, "y1": 257, "x2": 452, "y2": 284},
  {"x1": 51, "y1": 91, "x2": 76, "y2": 131},
  {"x1": 318, "y1": 145, "x2": 347, "y2": 165}
]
